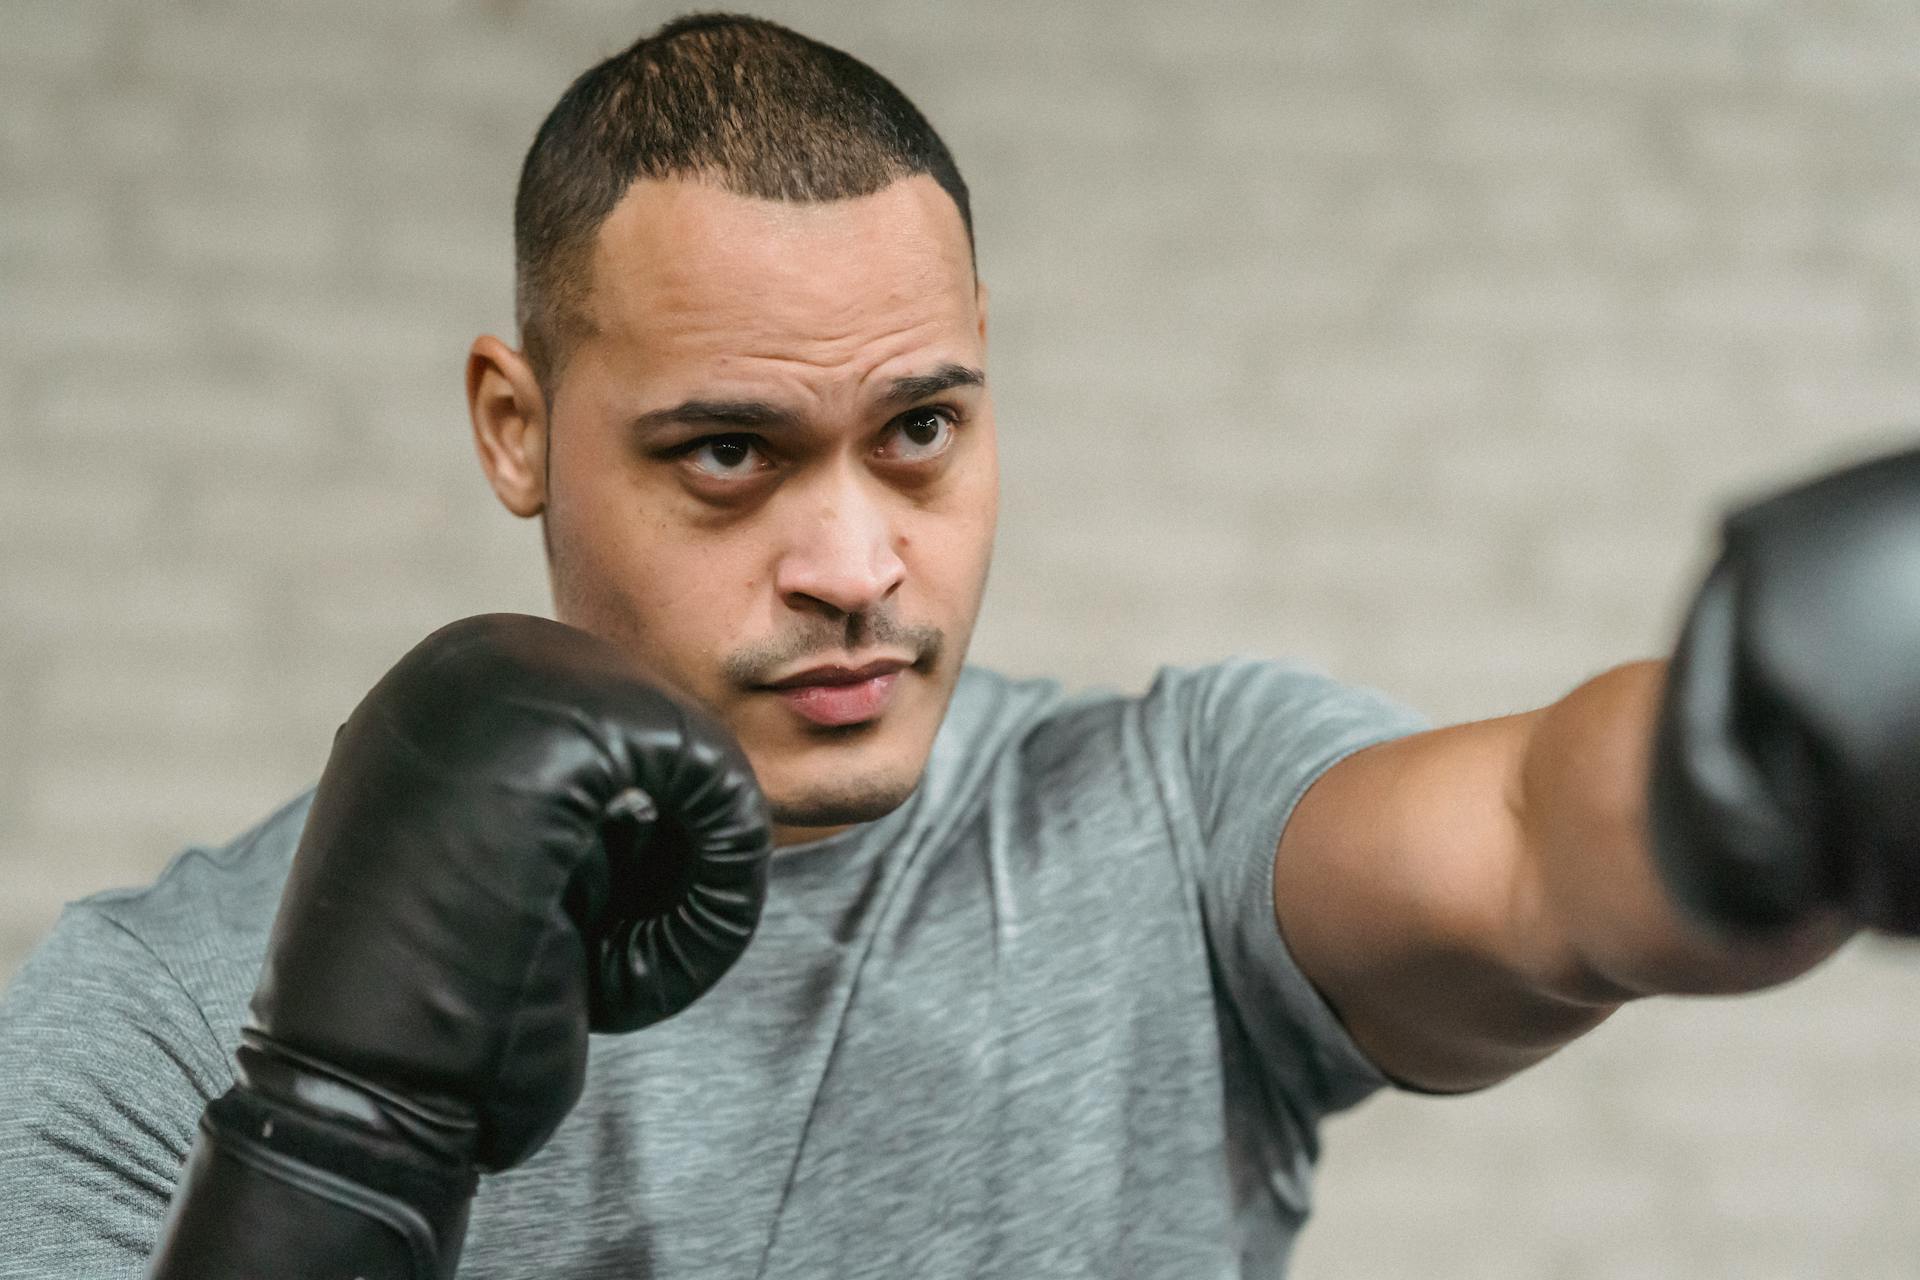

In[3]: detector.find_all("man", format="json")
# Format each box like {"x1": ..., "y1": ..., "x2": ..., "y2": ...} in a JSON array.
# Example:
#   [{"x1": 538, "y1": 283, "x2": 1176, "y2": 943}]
[{"x1": 0, "y1": 13, "x2": 1908, "y2": 1278}]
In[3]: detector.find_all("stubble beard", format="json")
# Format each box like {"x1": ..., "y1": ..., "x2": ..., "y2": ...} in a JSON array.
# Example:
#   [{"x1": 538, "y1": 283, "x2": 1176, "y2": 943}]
[{"x1": 768, "y1": 771, "x2": 922, "y2": 829}]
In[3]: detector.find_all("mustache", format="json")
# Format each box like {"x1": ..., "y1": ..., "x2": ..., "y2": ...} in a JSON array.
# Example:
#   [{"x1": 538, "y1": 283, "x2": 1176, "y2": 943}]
[{"x1": 721, "y1": 615, "x2": 945, "y2": 687}]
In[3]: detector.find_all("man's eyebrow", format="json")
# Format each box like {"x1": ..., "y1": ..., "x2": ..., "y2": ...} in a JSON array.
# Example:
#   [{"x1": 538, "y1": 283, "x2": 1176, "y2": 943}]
[
  {"x1": 880, "y1": 362, "x2": 986, "y2": 408},
  {"x1": 627, "y1": 399, "x2": 804, "y2": 436},
  {"x1": 626, "y1": 363, "x2": 986, "y2": 439}
]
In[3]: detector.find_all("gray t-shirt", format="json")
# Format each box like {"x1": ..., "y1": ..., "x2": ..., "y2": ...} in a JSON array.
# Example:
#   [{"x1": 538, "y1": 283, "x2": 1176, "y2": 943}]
[{"x1": 0, "y1": 657, "x2": 1428, "y2": 1278}]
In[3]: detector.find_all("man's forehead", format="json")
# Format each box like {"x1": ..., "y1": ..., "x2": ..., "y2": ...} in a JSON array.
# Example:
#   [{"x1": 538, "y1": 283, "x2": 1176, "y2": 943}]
[
  {"x1": 591, "y1": 174, "x2": 974, "y2": 304},
  {"x1": 575, "y1": 175, "x2": 980, "y2": 387}
]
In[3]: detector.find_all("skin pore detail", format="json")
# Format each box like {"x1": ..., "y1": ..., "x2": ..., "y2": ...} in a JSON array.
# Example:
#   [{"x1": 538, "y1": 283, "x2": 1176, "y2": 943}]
[{"x1": 468, "y1": 174, "x2": 997, "y2": 848}]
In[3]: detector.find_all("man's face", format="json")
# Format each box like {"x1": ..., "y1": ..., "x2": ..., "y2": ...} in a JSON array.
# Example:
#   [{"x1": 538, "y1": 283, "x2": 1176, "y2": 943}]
[{"x1": 508, "y1": 176, "x2": 996, "y2": 845}]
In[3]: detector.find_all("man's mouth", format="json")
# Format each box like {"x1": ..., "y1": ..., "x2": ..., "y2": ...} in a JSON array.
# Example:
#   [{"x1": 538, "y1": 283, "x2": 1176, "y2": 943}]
[{"x1": 761, "y1": 658, "x2": 910, "y2": 727}]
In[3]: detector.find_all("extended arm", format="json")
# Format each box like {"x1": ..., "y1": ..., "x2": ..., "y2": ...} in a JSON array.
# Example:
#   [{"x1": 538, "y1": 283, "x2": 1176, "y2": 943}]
[
  {"x1": 1274, "y1": 444, "x2": 1920, "y2": 1093},
  {"x1": 1274, "y1": 660, "x2": 1849, "y2": 1093}
]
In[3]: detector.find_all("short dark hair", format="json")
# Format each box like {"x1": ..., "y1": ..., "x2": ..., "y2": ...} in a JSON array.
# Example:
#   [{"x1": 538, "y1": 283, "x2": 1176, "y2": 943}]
[{"x1": 513, "y1": 13, "x2": 974, "y2": 391}]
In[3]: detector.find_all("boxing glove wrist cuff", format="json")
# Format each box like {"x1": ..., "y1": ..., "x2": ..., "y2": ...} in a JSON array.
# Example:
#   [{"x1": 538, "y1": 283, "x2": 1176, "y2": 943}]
[
  {"x1": 236, "y1": 1035, "x2": 482, "y2": 1167},
  {"x1": 146, "y1": 1086, "x2": 478, "y2": 1280}
]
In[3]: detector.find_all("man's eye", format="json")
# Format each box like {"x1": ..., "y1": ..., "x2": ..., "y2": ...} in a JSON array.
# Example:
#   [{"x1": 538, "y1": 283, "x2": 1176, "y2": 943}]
[
  {"x1": 679, "y1": 435, "x2": 764, "y2": 479},
  {"x1": 882, "y1": 407, "x2": 958, "y2": 463}
]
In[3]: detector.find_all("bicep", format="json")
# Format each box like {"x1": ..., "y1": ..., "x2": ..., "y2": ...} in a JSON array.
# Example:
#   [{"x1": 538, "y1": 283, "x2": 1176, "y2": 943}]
[{"x1": 1273, "y1": 711, "x2": 1619, "y2": 1093}]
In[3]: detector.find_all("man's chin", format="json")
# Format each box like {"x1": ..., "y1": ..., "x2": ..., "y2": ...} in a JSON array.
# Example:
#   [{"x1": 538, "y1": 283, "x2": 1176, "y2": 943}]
[{"x1": 768, "y1": 773, "x2": 920, "y2": 833}]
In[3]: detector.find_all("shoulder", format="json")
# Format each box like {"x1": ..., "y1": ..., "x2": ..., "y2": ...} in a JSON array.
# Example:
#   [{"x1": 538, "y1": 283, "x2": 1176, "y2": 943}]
[
  {"x1": 1139, "y1": 655, "x2": 1430, "y2": 785},
  {"x1": 1145, "y1": 653, "x2": 1419, "y2": 729},
  {"x1": 1001, "y1": 656, "x2": 1429, "y2": 878},
  {"x1": 0, "y1": 900, "x2": 224, "y2": 1089},
  {"x1": 14, "y1": 787, "x2": 317, "y2": 1057},
  {"x1": 83, "y1": 788, "x2": 313, "y2": 942},
  {"x1": 971, "y1": 654, "x2": 1424, "y2": 783},
  {"x1": 927, "y1": 658, "x2": 1409, "y2": 838}
]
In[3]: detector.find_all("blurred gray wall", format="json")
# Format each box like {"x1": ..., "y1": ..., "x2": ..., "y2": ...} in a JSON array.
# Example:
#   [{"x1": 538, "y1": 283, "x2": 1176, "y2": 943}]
[{"x1": 5, "y1": 1, "x2": 1920, "y2": 1275}]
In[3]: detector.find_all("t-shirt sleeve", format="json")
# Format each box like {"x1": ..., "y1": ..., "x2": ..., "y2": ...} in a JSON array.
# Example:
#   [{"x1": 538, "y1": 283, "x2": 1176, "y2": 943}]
[
  {"x1": 0, "y1": 904, "x2": 229, "y2": 1277},
  {"x1": 1146, "y1": 656, "x2": 1431, "y2": 1119}
]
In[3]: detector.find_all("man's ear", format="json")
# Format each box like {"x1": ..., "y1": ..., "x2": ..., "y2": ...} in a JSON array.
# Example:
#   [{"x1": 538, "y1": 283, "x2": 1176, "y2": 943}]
[{"x1": 467, "y1": 335, "x2": 548, "y2": 518}]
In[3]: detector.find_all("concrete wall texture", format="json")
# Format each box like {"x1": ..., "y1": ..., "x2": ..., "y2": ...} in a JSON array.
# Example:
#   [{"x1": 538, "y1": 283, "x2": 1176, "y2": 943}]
[{"x1": 5, "y1": 0, "x2": 1920, "y2": 1274}]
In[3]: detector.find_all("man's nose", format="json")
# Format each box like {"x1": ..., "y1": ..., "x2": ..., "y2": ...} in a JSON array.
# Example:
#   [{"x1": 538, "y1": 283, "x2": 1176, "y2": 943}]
[{"x1": 773, "y1": 466, "x2": 907, "y2": 619}]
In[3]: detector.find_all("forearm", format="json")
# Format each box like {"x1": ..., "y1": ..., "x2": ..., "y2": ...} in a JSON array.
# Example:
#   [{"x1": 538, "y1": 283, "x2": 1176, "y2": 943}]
[{"x1": 1520, "y1": 659, "x2": 1852, "y2": 1003}]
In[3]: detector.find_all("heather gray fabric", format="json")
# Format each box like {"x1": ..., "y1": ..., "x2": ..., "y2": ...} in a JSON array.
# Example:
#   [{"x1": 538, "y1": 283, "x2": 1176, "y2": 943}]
[{"x1": 0, "y1": 657, "x2": 1429, "y2": 1278}]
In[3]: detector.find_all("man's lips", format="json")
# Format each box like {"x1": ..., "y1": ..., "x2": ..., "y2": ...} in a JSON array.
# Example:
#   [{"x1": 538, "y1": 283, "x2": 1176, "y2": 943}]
[
  {"x1": 761, "y1": 658, "x2": 911, "y2": 727},
  {"x1": 762, "y1": 657, "x2": 911, "y2": 690}
]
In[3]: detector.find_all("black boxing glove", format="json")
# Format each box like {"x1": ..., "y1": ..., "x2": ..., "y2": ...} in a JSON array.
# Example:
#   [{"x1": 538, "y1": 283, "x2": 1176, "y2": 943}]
[
  {"x1": 1649, "y1": 443, "x2": 1920, "y2": 936},
  {"x1": 147, "y1": 614, "x2": 772, "y2": 1279}
]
